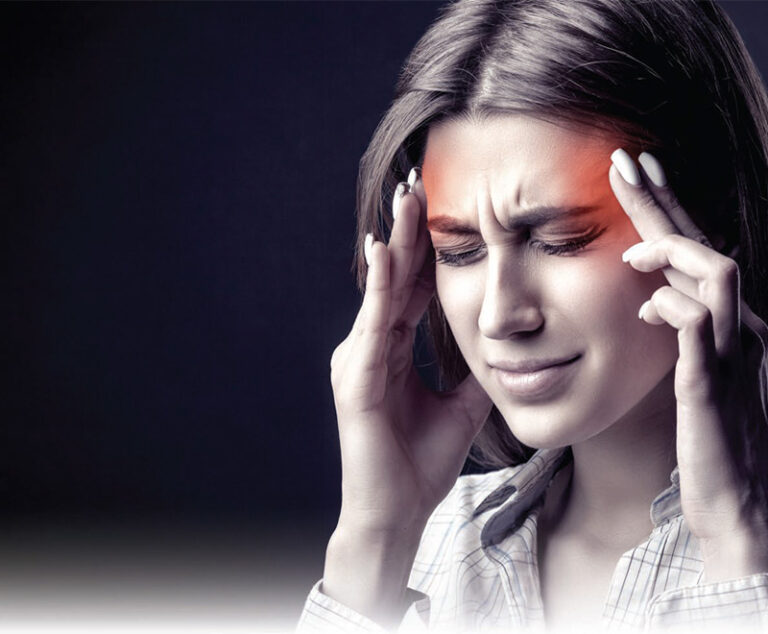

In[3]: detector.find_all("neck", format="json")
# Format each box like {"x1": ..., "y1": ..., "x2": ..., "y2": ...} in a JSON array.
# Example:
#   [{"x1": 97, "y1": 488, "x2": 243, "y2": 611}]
[{"x1": 546, "y1": 367, "x2": 678, "y2": 550}]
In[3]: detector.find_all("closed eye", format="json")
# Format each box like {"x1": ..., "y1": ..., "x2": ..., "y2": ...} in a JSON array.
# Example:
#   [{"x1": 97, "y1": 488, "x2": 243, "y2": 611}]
[
  {"x1": 532, "y1": 226, "x2": 607, "y2": 256},
  {"x1": 434, "y1": 226, "x2": 607, "y2": 267},
  {"x1": 434, "y1": 245, "x2": 486, "y2": 266}
]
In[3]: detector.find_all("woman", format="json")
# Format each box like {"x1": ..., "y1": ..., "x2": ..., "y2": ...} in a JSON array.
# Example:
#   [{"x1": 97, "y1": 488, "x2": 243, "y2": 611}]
[{"x1": 298, "y1": 0, "x2": 768, "y2": 631}]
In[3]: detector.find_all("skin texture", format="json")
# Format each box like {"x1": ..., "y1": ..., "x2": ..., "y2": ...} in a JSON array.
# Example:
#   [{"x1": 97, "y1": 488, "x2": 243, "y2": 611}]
[
  {"x1": 423, "y1": 115, "x2": 680, "y2": 451},
  {"x1": 422, "y1": 116, "x2": 684, "y2": 624},
  {"x1": 421, "y1": 114, "x2": 768, "y2": 625},
  {"x1": 322, "y1": 113, "x2": 768, "y2": 630}
]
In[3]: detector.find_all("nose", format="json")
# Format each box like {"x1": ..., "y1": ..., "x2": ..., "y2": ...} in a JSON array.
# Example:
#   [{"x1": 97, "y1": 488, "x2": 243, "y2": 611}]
[{"x1": 477, "y1": 250, "x2": 544, "y2": 340}]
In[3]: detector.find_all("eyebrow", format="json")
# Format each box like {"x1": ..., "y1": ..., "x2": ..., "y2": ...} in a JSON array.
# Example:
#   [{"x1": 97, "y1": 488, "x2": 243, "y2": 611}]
[{"x1": 426, "y1": 205, "x2": 602, "y2": 235}]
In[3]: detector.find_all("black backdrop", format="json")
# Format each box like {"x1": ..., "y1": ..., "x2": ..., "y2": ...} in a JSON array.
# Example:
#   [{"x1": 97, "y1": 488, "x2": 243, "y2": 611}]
[{"x1": 2, "y1": 1, "x2": 768, "y2": 629}]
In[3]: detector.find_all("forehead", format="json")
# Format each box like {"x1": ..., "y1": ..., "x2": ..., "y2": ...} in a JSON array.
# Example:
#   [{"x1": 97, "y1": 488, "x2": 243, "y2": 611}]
[{"x1": 421, "y1": 115, "x2": 617, "y2": 223}]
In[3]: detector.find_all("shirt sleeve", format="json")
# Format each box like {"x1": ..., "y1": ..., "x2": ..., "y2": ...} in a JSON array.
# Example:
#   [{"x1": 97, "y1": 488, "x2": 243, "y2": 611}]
[
  {"x1": 646, "y1": 572, "x2": 768, "y2": 629},
  {"x1": 296, "y1": 579, "x2": 431, "y2": 633}
]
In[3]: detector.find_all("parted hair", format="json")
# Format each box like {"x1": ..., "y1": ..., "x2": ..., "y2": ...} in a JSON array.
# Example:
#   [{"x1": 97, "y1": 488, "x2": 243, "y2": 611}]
[{"x1": 351, "y1": 0, "x2": 768, "y2": 485}]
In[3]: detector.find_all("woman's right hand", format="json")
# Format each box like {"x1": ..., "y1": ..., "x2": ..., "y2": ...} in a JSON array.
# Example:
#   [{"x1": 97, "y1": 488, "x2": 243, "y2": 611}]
[
  {"x1": 330, "y1": 167, "x2": 493, "y2": 535},
  {"x1": 321, "y1": 167, "x2": 493, "y2": 627}
]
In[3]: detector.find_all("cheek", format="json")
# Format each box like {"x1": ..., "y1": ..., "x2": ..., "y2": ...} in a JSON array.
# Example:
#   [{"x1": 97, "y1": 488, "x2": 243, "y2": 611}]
[
  {"x1": 434, "y1": 255, "x2": 652, "y2": 333},
  {"x1": 435, "y1": 268, "x2": 482, "y2": 343},
  {"x1": 567, "y1": 253, "x2": 679, "y2": 381},
  {"x1": 569, "y1": 260, "x2": 645, "y2": 323},
  {"x1": 434, "y1": 252, "x2": 675, "y2": 353}
]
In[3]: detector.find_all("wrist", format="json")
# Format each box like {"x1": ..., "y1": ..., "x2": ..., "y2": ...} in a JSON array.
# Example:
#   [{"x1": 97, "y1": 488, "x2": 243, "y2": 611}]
[
  {"x1": 321, "y1": 519, "x2": 426, "y2": 630},
  {"x1": 337, "y1": 500, "x2": 431, "y2": 533},
  {"x1": 330, "y1": 515, "x2": 426, "y2": 558}
]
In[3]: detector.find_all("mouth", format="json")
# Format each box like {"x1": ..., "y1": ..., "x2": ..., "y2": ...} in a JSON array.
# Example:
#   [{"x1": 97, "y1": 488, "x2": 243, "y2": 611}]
[{"x1": 491, "y1": 354, "x2": 581, "y2": 400}]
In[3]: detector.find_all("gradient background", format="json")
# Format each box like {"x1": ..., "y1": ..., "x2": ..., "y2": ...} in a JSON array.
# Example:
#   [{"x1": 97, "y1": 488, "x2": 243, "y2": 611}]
[{"x1": 2, "y1": 1, "x2": 767, "y2": 631}]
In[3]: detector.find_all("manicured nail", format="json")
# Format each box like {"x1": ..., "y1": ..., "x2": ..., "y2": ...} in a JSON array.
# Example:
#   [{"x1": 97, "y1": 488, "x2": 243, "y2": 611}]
[
  {"x1": 621, "y1": 241, "x2": 652, "y2": 262},
  {"x1": 638, "y1": 300, "x2": 651, "y2": 320},
  {"x1": 393, "y1": 181, "x2": 409, "y2": 220},
  {"x1": 364, "y1": 233, "x2": 374, "y2": 266},
  {"x1": 610, "y1": 148, "x2": 641, "y2": 186},
  {"x1": 638, "y1": 152, "x2": 667, "y2": 187},
  {"x1": 407, "y1": 166, "x2": 421, "y2": 188}
]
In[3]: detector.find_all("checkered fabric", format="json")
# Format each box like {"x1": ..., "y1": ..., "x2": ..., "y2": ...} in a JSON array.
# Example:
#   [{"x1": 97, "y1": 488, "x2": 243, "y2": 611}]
[{"x1": 297, "y1": 447, "x2": 768, "y2": 632}]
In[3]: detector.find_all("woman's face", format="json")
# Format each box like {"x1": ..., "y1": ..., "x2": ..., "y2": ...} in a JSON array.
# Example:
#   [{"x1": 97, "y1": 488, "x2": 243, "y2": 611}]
[{"x1": 422, "y1": 115, "x2": 680, "y2": 449}]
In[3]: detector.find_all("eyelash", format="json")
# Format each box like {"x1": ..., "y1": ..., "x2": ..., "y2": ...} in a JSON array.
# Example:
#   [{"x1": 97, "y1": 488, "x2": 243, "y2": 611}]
[{"x1": 434, "y1": 228, "x2": 606, "y2": 267}]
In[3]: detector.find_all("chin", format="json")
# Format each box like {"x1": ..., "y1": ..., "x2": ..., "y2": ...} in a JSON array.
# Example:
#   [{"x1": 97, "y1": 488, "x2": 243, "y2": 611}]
[
  {"x1": 494, "y1": 402, "x2": 598, "y2": 450},
  {"x1": 495, "y1": 363, "x2": 677, "y2": 450}
]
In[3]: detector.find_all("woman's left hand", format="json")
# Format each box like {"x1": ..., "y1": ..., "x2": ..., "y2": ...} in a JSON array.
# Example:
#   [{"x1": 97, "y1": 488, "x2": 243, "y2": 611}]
[{"x1": 609, "y1": 148, "x2": 768, "y2": 583}]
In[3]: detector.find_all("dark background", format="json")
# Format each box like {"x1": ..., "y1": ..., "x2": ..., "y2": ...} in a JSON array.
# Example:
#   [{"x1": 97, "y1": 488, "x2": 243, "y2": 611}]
[{"x1": 1, "y1": 1, "x2": 767, "y2": 628}]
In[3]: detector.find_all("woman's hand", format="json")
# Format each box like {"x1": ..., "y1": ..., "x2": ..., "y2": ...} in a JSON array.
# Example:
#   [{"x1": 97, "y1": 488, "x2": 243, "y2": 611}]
[
  {"x1": 331, "y1": 167, "x2": 493, "y2": 532},
  {"x1": 322, "y1": 168, "x2": 492, "y2": 627},
  {"x1": 609, "y1": 149, "x2": 768, "y2": 582}
]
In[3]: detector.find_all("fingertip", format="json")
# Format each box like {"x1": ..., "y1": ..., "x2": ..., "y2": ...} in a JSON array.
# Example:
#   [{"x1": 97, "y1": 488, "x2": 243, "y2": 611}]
[
  {"x1": 610, "y1": 148, "x2": 641, "y2": 186},
  {"x1": 393, "y1": 182, "x2": 409, "y2": 220},
  {"x1": 407, "y1": 166, "x2": 420, "y2": 189},
  {"x1": 365, "y1": 235, "x2": 391, "y2": 277},
  {"x1": 638, "y1": 152, "x2": 668, "y2": 188},
  {"x1": 608, "y1": 164, "x2": 632, "y2": 215},
  {"x1": 368, "y1": 237, "x2": 386, "y2": 265},
  {"x1": 406, "y1": 168, "x2": 428, "y2": 216},
  {"x1": 608, "y1": 163, "x2": 621, "y2": 186},
  {"x1": 364, "y1": 232, "x2": 374, "y2": 266},
  {"x1": 371, "y1": 239, "x2": 381, "y2": 268},
  {"x1": 608, "y1": 164, "x2": 622, "y2": 194}
]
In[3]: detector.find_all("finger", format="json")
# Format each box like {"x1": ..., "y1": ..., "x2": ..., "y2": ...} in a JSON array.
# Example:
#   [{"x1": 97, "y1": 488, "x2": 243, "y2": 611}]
[
  {"x1": 352, "y1": 238, "x2": 392, "y2": 375},
  {"x1": 623, "y1": 234, "x2": 740, "y2": 359},
  {"x1": 388, "y1": 191, "x2": 431, "y2": 328},
  {"x1": 388, "y1": 168, "x2": 432, "y2": 329},
  {"x1": 637, "y1": 152, "x2": 714, "y2": 247},
  {"x1": 639, "y1": 285, "x2": 720, "y2": 406},
  {"x1": 385, "y1": 324, "x2": 417, "y2": 378},
  {"x1": 347, "y1": 233, "x2": 376, "y2": 337},
  {"x1": 387, "y1": 181, "x2": 419, "y2": 328},
  {"x1": 407, "y1": 166, "x2": 433, "y2": 286},
  {"x1": 610, "y1": 149, "x2": 715, "y2": 247},
  {"x1": 609, "y1": 150, "x2": 679, "y2": 241},
  {"x1": 400, "y1": 255, "x2": 436, "y2": 329},
  {"x1": 408, "y1": 166, "x2": 427, "y2": 213}
]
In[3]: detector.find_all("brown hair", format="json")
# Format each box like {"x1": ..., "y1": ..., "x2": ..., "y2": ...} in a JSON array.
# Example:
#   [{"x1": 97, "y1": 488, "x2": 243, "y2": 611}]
[{"x1": 351, "y1": 0, "x2": 768, "y2": 494}]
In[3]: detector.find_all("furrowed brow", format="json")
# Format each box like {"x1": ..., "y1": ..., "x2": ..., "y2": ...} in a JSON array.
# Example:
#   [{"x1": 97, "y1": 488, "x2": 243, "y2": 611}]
[
  {"x1": 426, "y1": 216, "x2": 479, "y2": 235},
  {"x1": 427, "y1": 205, "x2": 601, "y2": 234}
]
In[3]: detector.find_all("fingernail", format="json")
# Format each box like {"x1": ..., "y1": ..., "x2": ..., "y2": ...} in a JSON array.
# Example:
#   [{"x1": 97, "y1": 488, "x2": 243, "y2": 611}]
[
  {"x1": 638, "y1": 152, "x2": 667, "y2": 187},
  {"x1": 621, "y1": 241, "x2": 651, "y2": 262},
  {"x1": 407, "y1": 166, "x2": 421, "y2": 188},
  {"x1": 393, "y1": 181, "x2": 409, "y2": 220},
  {"x1": 638, "y1": 300, "x2": 651, "y2": 320},
  {"x1": 610, "y1": 148, "x2": 641, "y2": 186},
  {"x1": 364, "y1": 233, "x2": 374, "y2": 266}
]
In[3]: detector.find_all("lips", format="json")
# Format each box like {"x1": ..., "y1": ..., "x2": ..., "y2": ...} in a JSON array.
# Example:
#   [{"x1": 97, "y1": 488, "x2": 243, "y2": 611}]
[
  {"x1": 490, "y1": 354, "x2": 582, "y2": 399},
  {"x1": 489, "y1": 354, "x2": 581, "y2": 374}
]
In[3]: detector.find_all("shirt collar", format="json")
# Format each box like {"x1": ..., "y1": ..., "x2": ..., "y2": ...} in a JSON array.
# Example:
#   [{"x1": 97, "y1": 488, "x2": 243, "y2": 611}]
[{"x1": 473, "y1": 447, "x2": 682, "y2": 549}]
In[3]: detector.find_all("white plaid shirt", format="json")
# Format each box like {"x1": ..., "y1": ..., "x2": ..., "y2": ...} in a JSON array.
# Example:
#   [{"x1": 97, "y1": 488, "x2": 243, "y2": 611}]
[{"x1": 297, "y1": 447, "x2": 768, "y2": 632}]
